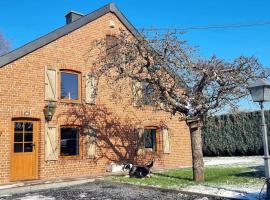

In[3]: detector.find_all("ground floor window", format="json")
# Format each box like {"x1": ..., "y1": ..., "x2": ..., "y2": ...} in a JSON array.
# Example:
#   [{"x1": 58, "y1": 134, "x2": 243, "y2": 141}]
[
  {"x1": 144, "y1": 128, "x2": 156, "y2": 150},
  {"x1": 60, "y1": 127, "x2": 80, "y2": 157}
]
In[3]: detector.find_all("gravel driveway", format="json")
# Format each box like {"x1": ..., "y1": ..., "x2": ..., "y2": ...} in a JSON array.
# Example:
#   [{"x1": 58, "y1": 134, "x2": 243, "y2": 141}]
[{"x1": 0, "y1": 181, "x2": 232, "y2": 200}]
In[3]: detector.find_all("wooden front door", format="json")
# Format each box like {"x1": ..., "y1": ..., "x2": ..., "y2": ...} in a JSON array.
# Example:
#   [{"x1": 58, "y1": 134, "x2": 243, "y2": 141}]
[{"x1": 10, "y1": 121, "x2": 38, "y2": 181}]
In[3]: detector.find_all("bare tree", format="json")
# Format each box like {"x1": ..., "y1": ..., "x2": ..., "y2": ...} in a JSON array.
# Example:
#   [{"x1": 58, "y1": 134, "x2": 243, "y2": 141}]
[
  {"x1": 0, "y1": 32, "x2": 10, "y2": 55},
  {"x1": 87, "y1": 29, "x2": 267, "y2": 182}
]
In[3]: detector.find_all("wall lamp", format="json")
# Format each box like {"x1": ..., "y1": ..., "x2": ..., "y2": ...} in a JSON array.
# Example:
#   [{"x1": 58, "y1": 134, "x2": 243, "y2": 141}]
[{"x1": 44, "y1": 102, "x2": 57, "y2": 121}]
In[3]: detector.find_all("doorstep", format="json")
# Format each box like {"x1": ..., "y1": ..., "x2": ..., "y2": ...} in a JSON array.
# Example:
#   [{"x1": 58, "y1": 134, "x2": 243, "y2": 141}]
[{"x1": 0, "y1": 171, "x2": 125, "y2": 196}]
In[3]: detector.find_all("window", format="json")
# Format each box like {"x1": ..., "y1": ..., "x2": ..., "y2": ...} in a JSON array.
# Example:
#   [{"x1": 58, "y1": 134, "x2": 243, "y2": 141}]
[
  {"x1": 144, "y1": 128, "x2": 156, "y2": 149},
  {"x1": 106, "y1": 35, "x2": 119, "y2": 56},
  {"x1": 142, "y1": 82, "x2": 155, "y2": 105},
  {"x1": 61, "y1": 71, "x2": 79, "y2": 101},
  {"x1": 60, "y1": 127, "x2": 80, "y2": 157},
  {"x1": 13, "y1": 122, "x2": 34, "y2": 153}
]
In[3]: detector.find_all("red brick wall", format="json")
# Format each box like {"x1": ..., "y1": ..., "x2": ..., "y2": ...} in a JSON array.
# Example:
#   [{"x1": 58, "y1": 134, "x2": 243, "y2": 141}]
[{"x1": 0, "y1": 13, "x2": 192, "y2": 184}]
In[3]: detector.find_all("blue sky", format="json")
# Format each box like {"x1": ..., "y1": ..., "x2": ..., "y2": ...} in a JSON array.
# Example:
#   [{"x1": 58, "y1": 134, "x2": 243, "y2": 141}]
[{"x1": 1, "y1": 0, "x2": 270, "y2": 111}]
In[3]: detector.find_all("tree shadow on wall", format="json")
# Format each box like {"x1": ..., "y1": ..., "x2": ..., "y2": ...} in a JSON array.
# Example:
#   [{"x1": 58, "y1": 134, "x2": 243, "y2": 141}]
[{"x1": 63, "y1": 104, "x2": 161, "y2": 165}]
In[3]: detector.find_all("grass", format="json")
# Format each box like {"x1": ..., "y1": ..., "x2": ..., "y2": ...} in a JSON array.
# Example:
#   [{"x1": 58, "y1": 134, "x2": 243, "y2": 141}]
[{"x1": 107, "y1": 166, "x2": 264, "y2": 189}]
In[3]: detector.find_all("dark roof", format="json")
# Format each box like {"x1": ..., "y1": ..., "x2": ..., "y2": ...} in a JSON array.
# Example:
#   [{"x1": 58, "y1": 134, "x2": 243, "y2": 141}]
[{"x1": 0, "y1": 3, "x2": 140, "y2": 68}]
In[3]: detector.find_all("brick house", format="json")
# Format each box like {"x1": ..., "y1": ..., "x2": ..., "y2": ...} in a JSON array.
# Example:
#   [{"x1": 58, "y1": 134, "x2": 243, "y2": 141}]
[{"x1": 0, "y1": 3, "x2": 192, "y2": 184}]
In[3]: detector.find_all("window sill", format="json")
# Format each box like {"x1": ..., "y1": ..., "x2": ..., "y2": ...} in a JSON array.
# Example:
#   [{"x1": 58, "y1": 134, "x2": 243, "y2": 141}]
[
  {"x1": 133, "y1": 104, "x2": 156, "y2": 109},
  {"x1": 144, "y1": 148, "x2": 156, "y2": 152},
  {"x1": 60, "y1": 155, "x2": 82, "y2": 160},
  {"x1": 163, "y1": 152, "x2": 171, "y2": 154},
  {"x1": 60, "y1": 99, "x2": 82, "y2": 104},
  {"x1": 45, "y1": 99, "x2": 58, "y2": 102}
]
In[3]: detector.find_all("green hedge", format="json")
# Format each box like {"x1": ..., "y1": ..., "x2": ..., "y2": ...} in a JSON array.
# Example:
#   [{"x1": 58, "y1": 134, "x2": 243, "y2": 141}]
[{"x1": 202, "y1": 110, "x2": 270, "y2": 156}]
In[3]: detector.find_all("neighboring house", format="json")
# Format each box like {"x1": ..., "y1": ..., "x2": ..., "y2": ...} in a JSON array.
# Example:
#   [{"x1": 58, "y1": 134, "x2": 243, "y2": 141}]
[{"x1": 0, "y1": 3, "x2": 192, "y2": 184}]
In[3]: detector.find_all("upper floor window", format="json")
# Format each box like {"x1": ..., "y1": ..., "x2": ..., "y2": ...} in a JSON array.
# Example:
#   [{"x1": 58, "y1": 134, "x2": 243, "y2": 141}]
[
  {"x1": 61, "y1": 71, "x2": 79, "y2": 101},
  {"x1": 142, "y1": 82, "x2": 155, "y2": 105},
  {"x1": 132, "y1": 81, "x2": 155, "y2": 106},
  {"x1": 106, "y1": 35, "x2": 119, "y2": 56}
]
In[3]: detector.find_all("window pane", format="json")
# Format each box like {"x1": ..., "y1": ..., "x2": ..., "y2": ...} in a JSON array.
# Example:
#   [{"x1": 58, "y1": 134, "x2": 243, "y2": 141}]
[
  {"x1": 14, "y1": 122, "x2": 23, "y2": 131},
  {"x1": 151, "y1": 129, "x2": 156, "y2": 150},
  {"x1": 61, "y1": 72, "x2": 79, "y2": 100},
  {"x1": 142, "y1": 82, "x2": 155, "y2": 105},
  {"x1": 144, "y1": 129, "x2": 156, "y2": 149},
  {"x1": 14, "y1": 133, "x2": 23, "y2": 142},
  {"x1": 145, "y1": 131, "x2": 153, "y2": 148},
  {"x1": 25, "y1": 122, "x2": 33, "y2": 131},
  {"x1": 24, "y1": 133, "x2": 33, "y2": 142},
  {"x1": 106, "y1": 35, "x2": 119, "y2": 56},
  {"x1": 14, "y1": 143, "x2": 23, "y2": 152},
  {"x1": 60, "y1": 128, "x2": 79, "y2": 156},
  {"x1": 24, "y1": 143, "x2": 33, "y2": 152}
]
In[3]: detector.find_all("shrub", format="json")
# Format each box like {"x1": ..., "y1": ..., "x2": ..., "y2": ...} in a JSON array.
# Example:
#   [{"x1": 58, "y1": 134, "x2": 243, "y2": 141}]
[{"x1": 202, "y1": 110, "x2": 270, "y2": 156}]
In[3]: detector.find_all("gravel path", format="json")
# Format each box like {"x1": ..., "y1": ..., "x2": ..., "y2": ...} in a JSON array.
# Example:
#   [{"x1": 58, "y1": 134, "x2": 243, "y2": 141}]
[{"x1": 0, "y1": 181, "x2": 232, "y2": 200}]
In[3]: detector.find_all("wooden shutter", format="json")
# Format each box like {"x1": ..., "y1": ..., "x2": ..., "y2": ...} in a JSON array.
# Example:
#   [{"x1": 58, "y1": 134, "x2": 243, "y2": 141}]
[
  {"x1": 85, "y1": 128, "x2": 97, "y2": 158},
  {"x1": 45, "y1": 66, "x2": 57, "y2": 101},
  {"x1": 162, "y1": 128, "x2": 171, "y2": 154},
  {"x1": 86, "y1": 73, "x2": 98, "y2": 104},
  {"x1": 132, "y1": 80, "x2": 143, "y2": 106},
  {"x1": 45, "y1": 125, "x2": 58, "y2": 161},
  {"x1": 136, "y1": 127, "x2": 144, "y2": 155}
]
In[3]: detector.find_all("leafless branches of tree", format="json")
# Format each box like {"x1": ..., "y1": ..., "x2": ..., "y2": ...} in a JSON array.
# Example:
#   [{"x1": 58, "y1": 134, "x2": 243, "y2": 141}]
[{"x1": 86, "y1": 29, "x2": 268, "y2": 182}]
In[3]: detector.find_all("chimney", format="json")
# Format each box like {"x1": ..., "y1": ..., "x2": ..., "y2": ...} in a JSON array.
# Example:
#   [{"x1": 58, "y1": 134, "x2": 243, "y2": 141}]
[{"x1": 65, "y1": 11, "x2": 84, "y2": 24}]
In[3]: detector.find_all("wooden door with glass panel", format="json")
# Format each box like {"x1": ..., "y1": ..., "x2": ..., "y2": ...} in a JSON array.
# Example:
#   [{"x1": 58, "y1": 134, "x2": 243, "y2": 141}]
[{"x1": 11, "y1": 121, "x2": 38, "y2": 181}]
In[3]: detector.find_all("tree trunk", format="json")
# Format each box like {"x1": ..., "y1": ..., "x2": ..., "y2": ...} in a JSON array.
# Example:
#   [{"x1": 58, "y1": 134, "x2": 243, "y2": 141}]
[{"x1": 187, "y1": 119, "x2": 204, "y2": 183}]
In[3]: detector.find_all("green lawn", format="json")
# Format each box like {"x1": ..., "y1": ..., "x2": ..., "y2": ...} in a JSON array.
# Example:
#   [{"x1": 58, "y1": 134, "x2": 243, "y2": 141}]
[{"x1": 107, "y1": 166, "x2": 264, "y2": 189}]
